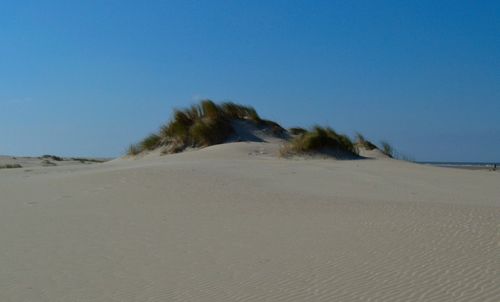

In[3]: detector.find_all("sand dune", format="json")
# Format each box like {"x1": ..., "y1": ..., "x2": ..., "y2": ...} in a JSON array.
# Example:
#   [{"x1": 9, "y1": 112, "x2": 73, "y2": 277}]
[{"x1": 0, "y1": 142, "x2": 498, "y2": 301}]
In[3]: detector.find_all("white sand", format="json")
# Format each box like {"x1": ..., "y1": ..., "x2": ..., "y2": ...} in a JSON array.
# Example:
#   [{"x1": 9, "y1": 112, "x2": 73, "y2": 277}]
[{"x1": 0, "y1": 142, "x2": 498, "y2": 301}]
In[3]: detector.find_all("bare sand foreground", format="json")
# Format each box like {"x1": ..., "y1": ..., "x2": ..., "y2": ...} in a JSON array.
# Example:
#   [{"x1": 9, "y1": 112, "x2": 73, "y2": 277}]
[{"x1": 0, "y1": 142, "x2": 499, "y2": 302}]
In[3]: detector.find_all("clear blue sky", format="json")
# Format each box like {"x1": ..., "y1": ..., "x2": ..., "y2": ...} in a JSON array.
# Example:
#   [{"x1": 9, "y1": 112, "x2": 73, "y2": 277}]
[{"x1": 1, "y1": 0, "x2": 498, "y2": 161}]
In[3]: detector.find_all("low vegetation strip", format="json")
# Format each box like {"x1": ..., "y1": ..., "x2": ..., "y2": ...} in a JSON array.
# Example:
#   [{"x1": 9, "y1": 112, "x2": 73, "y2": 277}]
[
  {"x1": 281, "y1": 126, "x2": 357, "y2": 157},
  {"x1": 0, "y1": 164, "x2": 22, "y2": 169},
  {"x1": 128, "y1": 100, "x2": 404, "y2": 160}
]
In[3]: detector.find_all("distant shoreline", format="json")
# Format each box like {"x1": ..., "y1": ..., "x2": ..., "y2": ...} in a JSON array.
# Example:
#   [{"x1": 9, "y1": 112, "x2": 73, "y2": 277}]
[{"x1": 418, "y1": 161, "x2": 499, "y2": 171}]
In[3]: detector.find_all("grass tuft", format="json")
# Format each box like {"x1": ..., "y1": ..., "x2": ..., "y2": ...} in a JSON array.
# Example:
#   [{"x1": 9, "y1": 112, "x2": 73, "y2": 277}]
[
  {"x1": 190, "y1": 118, "x2": 232, "y2": 146},
  {"x1": 282, "y1": 126, "x2": 356, "y2": 157},
  {"x1": 140, "y1": 134, "x2": 162, "y2": 151},
  {"x1": 289, "y1": 127, "x2": 307, "y2": 135},
  {"x1": 0, "y1": 164, "x2": 22, "y2": 169},
  {"x1": 355, "y1": 133, "x2": 378, "y2": 150},
  {"x1": 127, "y1": 144, "x2": 142, "y2": 156},
  {"x1": 128, "y1": 100, "x2": 283, "y2": 155},
  {"x1": 41, "y1": 155, "x2": 63, "y2": 161},
  {"x1": 380, "y1": 141, "x2": 394, "y2": 157},
  {"x1": 200, "y1": 100, "x2": 222, "y2": 119},
  {"x1": 221, "y1": 102, "x2": 260, "y2": 121},
  {"x1": 259, "y1": 119, "x2": 287, "y2": 137},
  {"x1": 70, "y1": 157, "x2": 107, "y2": 163}
]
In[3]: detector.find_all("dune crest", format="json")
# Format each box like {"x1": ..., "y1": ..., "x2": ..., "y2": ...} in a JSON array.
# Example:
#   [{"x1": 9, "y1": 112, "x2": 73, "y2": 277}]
[{"x1": 127, "y1": 100, "x2": 385, "y2": 160}]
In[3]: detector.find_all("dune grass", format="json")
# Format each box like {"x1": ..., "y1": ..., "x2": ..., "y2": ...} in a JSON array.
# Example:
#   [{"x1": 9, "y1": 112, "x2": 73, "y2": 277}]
[
  {"x1": 259, "y1": 119, "x2": 287, "y2": 137},
  {"x1": 41, "y1": 155, "x2": 63, "y2": 161},
  {"x1": 128, "y1": 100, "x2": 284, "y2": 155},
  {"x1": 282, "y1": 126, "x2": 357, "y2": 157},
  {"x1": 353, "y1": 135, "x2": 411, "y2": 160},
  {"x1": 380, "y1": 141, "x2": 394, "y2": 157},
  {"x1": 140, "y1": 134, "x2": 162, "y2": 151},
  {"x1": 158, "y1": 100, "x2": 233, "y2": 150},
  {"x1": 354, "y1": 133, "x2": 378, "y2": 151},
  {"x1": 127, "y1": 100, "x2": 403, "y2": 160},
  {"x1": 70, "y1": 157, "x2": 108, "y2": 163},
  {"x1": 289, "y1": 127, "x2": 307, "y2": 136},
  {"x1": 379, "y1": 141, "x2": 415, "y2": 161},
  {"x1": 355, "y1": 135, "x2": 412, "y2": 161},
  {"x1": 0, "y1": 164, "x2": 22, "y2": 169},
  {"x1": 220, "y1": 102, "x2": 260, "y2": 121},
  {"x1": 127, "y1": 144, "x2": 142, "y2": 156}
]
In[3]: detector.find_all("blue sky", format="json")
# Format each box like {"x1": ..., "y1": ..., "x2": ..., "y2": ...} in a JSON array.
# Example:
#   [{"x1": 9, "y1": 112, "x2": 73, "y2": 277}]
[{"x1": 1, "y1": 0, "x2": 498, "y2": 161}]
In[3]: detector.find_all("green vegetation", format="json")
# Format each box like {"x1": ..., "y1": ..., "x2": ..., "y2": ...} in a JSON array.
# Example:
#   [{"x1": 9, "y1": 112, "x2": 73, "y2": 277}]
[
  {"x1": 259, "y1": 119, "x2": 287, "y2": 137},
  {"x1": 41, "y1": 155, "x2": 63, "y2": 161},
  {"x1": 289, "y1": 127, "x2": 307, "y2": 136},
  {"x1": 380, "y1": 141, "x2": 394, "y2": 158},
  {"x1": 355, "y1": 135, "x2": 412, "y2": 161},
  {"x1": 282, "y1": 126, "x2": 357, "y2": 156},
  {"x1": 379, "y1": 141, "x2": 415, "y2": 161},
  {"x1": 354, "y1": 133, "x2": 378, "y2": 151},
  {"x1": 127, "y1": 100, "x2": 408, "y2": 161},
  {"x1": 70, "y1": 157, "x2": 108, "y2": 163},
  {"x1": 140, "y1": 133, "x2": 162, "y2": 151},
  {"x1": 127, "y1": 144, "x2": 142, "y2": 156},
  {"x1": 157, "y1": 100, "x2": 234, "y2": 151},
  {"x1": 128, "y1": 100, "x2": 284, "y2": 155},
  {"x1": 220, "y1": 102, "x2": 260, "y2": 121},
  {"x1": 0, "y1": 164, "x2": 22, "y2": 169}
]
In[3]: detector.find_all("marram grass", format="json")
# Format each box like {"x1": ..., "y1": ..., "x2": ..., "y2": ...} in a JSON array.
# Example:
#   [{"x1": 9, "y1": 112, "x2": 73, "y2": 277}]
[
  {"x1": 128, "y1": 100, "x2": 283, "y2": 155},
  {"x1": 128, "y1": 100, "x2": 399, "y2": 160},
  {"x1": 281, "y1": 126, "x2": 357, "y2": 157}
]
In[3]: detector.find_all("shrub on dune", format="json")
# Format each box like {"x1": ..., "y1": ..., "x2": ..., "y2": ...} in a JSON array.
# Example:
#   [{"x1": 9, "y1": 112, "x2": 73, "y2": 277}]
[
  {"x1": 282, "y1": 126, "x2": 357, "y2": 156},
  {"x1": 190, "y1": 118, "x2": 232, "y2": 146},
  {"x1": 160, "y1": 111, "x2": 192, "y2": 141},
  {"x1": 379, "y1": 141, "x2": 413, "y2": 160},
  {"x1": 140, "y1": 134, "x2": 162, "y2": 151},
  {"x1": 41, "y1": 155, "x2": 63, "y2": 161},
  {"x1": 160, "y1": 100, "x2": 232, "y2": 150},
  {"x1": 200, "y1": 100, "x2": 223, "y2": 119},
  {"x1": 127, "y1": 144, "x2": 142, "y2": 156},
  {"x1": 0, "y1": 164, "x2": 22, "y2": 169},
  {"x1": 221, "y1": 102, "x2": 260, "y2": 121},
  {"x1": 380, "y1": 141, "x2": 394, "y2": 157},
  {"x1": 259, "y1": 119, "x2": 287, "y2": 137},
  {"x1": 355, "y1": 132, "x2": 378, "y2": 150},
  {"x1": 128, "y1": 100, "x2": 285, "y2": 155},
  {"x1": 289, "y1": 127, "x2": 307, "y2": 136}
]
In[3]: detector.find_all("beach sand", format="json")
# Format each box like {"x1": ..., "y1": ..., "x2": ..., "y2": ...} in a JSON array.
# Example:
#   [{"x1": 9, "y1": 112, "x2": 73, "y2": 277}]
[{"x1": 0, "y1": 142, "x2": 498, "y2": 301}]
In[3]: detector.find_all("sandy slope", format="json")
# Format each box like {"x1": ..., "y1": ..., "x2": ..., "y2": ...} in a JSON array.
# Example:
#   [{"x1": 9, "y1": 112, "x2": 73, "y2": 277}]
[{"x1": 0, "y1": 142, "x2": 498, "y2": 302}]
